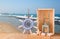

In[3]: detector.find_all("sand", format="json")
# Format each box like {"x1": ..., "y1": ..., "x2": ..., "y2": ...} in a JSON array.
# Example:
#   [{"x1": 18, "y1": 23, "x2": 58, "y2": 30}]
[
  {"x1": 0, "y1": 33, "x2": 60, "y2": 39},
  {"x1": 0, "y1": 22, "x2": 60, "y2": 39},
  {"x1": 0, "y1": 22, "x2": 20, "y2": 33}
]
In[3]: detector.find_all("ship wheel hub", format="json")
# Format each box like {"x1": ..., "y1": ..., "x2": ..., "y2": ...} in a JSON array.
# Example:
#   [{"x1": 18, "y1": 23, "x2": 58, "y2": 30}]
[{"x1": 23, "y1": 18, "x2": 34, "y2": 30}]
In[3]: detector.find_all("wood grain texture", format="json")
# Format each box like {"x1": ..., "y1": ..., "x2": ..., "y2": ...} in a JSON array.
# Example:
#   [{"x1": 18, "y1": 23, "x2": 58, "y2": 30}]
[{"x1": 37, "y1": 8, "x2": 54, "y2": 34}]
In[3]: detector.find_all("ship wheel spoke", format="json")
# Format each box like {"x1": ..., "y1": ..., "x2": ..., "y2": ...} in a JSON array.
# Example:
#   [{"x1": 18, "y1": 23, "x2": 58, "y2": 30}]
[
  {"x1": 23, "y1": 29, "x2": 32, "y2": 34},
  {"x1": 34, "y1": 21, "x2": 37, "y2": 23},
  {"x1": 30, "y1": 29, "x2": 32, "y2": 34},
  {"x1": 19, "y1": 19, "x2": 23, "y2": 22},
  {"x1": 33, "y1": 26, "x2": 38, "y2": 29},
  {"x1": 23, "y1": 29, "x2": 26, "y2": 34},
  {"x1": 34, "y1": 21, "x2": 37, "y2": 26},
  {"x1": 18, "y1": 25, "x2": 23, "y2": 29}
]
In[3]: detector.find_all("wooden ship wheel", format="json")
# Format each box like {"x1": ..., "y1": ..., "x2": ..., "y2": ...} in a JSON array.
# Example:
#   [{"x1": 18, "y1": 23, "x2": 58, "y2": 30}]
[{"x1": 18, "y1": 9, "x2": 39, "y2": 34}]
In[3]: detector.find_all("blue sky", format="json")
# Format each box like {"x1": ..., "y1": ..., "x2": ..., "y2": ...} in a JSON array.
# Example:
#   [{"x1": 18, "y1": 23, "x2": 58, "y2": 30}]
[{"x1": 0, "y1": 0, "x2": 60, "y2": 14}]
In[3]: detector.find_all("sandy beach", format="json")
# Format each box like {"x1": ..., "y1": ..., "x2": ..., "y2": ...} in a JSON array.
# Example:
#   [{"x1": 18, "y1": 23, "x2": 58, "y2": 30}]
[
  {"x1": 0, "y1": 33, "x2": 60, "y2": 39},
  {"x1": 0, "y1": 22, "x2": 20, "y2": 33},
  {"x1": 0, "y1": 22, "x2": 60, "y2": 39}
]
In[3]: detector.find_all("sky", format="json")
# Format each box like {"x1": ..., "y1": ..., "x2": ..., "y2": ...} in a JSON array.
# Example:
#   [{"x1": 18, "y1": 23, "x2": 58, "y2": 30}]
[{"x1": 0, "y1": 0, "x2": 60, "y2": 14}]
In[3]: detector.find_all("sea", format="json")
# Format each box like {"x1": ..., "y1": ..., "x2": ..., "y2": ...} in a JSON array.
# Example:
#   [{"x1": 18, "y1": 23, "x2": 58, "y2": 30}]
[{"x1": 0, "y1": 13, "x2": 60, "y2": 33}]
